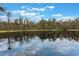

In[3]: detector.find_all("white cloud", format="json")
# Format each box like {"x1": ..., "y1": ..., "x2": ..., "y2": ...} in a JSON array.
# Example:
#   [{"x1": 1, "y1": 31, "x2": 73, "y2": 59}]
[
  {"x1": 11, "y1": 10, "x2": 44, "y2": 22},
  {"x1": 46, "y1": 6, "x2": 55, "y2": 9},
  {"x1": 26, "y1": 8, "x2": 32, "y2": 11},
  {"x1": 12, "y1": 10, "x2": 37, "y2": 16},
  {"x1": 23, "y1": 12, "x2": 36, "y2": 16},
  {"x1": 25, "y1": 13, "x2": 45, "y2": 22},
  {"x1": 0, "y1": 15, "x2": 14, "y2": 22},
  {"x1": 19, "y1": 10, "x2": 26, "y2": 16},
  {"x1": 32, "y1": 8, "x2": 45, "y2": 11},
  {"x1": 26, "y1": 5, "x2": 55, "y2": 12},
  {"x1": 11, "y1": 10, "x2": 20, "y2": 14},
  {"x1": 12, "y1": 10, "x2": 26, "y2": 16},
  {"x1": 0, "y1": 15, "x2": 7, "y2": 22},
  {"x1": 52, "y1": 14, "x2": 63, "y2": 17},
  {"x1": 21, "y1": 6, "x2": 26, "y2": 9},
  {"x1": 35, "y1": 15, "x2": 44, "y2": 20},
  {"x1": 52, "y1": 13, "x2": 77, "y2": 21},
  {"x1": 57, "y1": 16, "x2": 76, "y2": 21}
]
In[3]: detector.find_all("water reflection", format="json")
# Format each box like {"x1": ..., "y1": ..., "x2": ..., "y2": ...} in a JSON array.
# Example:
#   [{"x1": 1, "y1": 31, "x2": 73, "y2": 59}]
[{"x1": 0, "y1": 31, "x2": 79, "y2": 55}]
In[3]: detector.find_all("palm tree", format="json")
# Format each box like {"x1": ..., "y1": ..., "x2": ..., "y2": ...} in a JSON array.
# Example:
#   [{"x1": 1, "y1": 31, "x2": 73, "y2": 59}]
[
  {"x1": 0, "y1": 6, "x2": 6, "y2": 30},
  {"x1": 6, "y1": 12, "x2": 11, "y2": 30},
  {"x1": 0, "y1": 6, "x2": 11, "y2": 30},
  {"x1": 7, "y1": 12, "x2": 11, "y2": 24},
  {"x1": 0, "y1": 6, "x2": 11, "y2": 23},
  {"x1": 0, "y1": 6, "x2": 6, "y2": 13}
]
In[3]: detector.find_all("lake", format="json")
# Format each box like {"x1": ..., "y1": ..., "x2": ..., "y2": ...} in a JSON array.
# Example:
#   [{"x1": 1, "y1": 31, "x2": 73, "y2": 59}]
[{"x1": 0, "y1": 31, "x2": 79, "y2": 56}]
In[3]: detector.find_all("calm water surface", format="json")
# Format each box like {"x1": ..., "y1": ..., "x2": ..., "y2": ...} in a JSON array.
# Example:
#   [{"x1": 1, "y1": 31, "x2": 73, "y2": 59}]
[{"x1": 0, "y1": 31, "x2": 79, "y2": 56}]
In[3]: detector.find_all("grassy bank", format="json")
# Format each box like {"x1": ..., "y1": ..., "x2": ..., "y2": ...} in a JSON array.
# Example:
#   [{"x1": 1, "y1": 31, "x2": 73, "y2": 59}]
[
  {"x1": 0, "y1": 29, "x2": 79, "y2": 33},
  {"x1": 0, "y1": 29, "x2": 61, "y2": 33}
]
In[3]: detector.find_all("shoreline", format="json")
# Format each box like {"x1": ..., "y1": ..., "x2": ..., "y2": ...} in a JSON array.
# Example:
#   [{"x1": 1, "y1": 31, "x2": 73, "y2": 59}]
[{"x1": 0, "y1": 29, "x2": 79, "y2": 33}]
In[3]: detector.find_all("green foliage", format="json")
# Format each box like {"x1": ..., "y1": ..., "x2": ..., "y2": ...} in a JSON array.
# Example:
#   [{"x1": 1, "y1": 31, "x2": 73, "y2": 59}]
[{"x1": 0, "y1": 17, "x2": 79, "y2": 31}]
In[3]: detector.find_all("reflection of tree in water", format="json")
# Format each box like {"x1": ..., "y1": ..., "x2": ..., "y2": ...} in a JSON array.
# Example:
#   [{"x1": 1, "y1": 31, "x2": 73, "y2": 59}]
[
  {"x1": 13, "y1": 32, "x2": 20, "y2": 41},
  {"x1": 0, "y1": 31, "x2": 79, "y2": 49},
  {"x1": 17, "y1": 32, "x2": 26, "y2": 46},
  {"x1": 25, "y1": 36, "x2": 32, "y2": 43},
  {"x1": 19, "y1": 35, "x2": 23, "y2": 46},
  {"x1": 24, "y1": 36, "x2": 29, "y2": 43},
  {"x1": 13, "y1": 32, "x2": 33, "y2": 46},
  {"x1": 37, "y1": 32, "x2": 58, "y2": 42},
  {"x1": 37, "y1": 31, "x2": 79, "y2": 42},
  {"x1": 7, "y1": 37, "x2": 11, "y2": 50},
  {"x1": 5, "y1": 32, "x2": 79, "y2": 42},
  {"x1": 7, "y1": 32, "x2": 12, "y2": 50},
  {"x1": 37, "y1": 32, "x2": 47, "y2": 42}
]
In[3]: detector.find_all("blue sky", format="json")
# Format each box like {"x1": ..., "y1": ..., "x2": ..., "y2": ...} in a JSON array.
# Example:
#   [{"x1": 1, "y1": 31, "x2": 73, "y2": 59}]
[{"x1": 1, "y1": 3, "x2": 79, "y2": 22}]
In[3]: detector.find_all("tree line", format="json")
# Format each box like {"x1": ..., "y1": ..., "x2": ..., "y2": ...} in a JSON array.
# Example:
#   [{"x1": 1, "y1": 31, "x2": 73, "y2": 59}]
[{"x1": 0, "y1": 6, "x2": 79, "y2": 31}]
